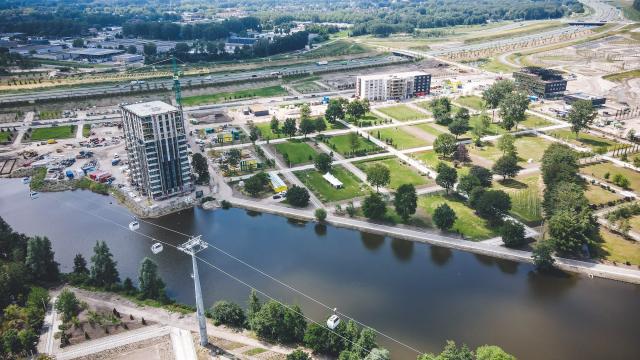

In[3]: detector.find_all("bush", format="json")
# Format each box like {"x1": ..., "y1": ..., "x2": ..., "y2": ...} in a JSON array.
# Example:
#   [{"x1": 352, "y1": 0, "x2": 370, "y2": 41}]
[
  {"x1": 287, "y1": 350, "x2": 311, "y2": 360},
  {"x1": 315, "y1": 208, "x2": 327, "y2": 222},
  {"x1": 286, "y1": 186, "x2": 311, "y2": 207},
  {"x1": 210, "y1": 301, "x2": 246, "y2": 328},
  {"x1": 501, "y1": 220, "x2": 526, "y2": 248}
]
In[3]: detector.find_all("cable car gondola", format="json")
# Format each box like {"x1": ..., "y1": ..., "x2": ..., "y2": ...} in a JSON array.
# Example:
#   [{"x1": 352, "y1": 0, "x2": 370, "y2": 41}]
[
  {"x1": 326, "y1": 308, "x2": 340, "y2": 330},
  {"x1": 129, "y1": 221, "x2": 140, "y2": 231},
  {"x1": 151, "y1": 243, "x2": 163, "y2": 254}
]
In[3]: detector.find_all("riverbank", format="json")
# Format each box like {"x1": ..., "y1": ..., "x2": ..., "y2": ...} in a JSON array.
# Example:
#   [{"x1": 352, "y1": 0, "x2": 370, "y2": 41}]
[{"x1": 228, "y1": 197, "x2": 640, "y2": 285}]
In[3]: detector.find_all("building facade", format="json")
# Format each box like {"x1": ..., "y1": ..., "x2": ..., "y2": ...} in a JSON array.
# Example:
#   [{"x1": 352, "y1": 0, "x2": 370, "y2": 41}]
[
  {"x1": 120, "y1": 101, "x2": 192, "y2": 200},
  {"x1": 513, "y1": 67, "x2": 567, "y2": 99},
  {"x1": 355, "y1": 71, "x2": 431, "y2": 101}
]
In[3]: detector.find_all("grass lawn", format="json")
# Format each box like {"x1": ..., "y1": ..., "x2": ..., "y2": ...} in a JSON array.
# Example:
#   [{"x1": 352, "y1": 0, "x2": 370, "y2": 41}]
[
  {"x1": 419, "y1": 194, "x2": 498, "y2": 240},
  {"x1": 585, "y1": 185, "x2": 621, "y2": 206},
  {"x1": 469, "y1": 116, "x2": 506, "y2": 136},
  {"x1": 413, "y1": 150, "x2": 472, "y2": 177},
  {"x1": 470, "y1": 134, "x2": 552, "y2": 165},
  {"x1": 603, "y1": 69, "x2": 640, "y2": 82},
  {"x1": 296, "y1": 166, "x2": 368, "y2": 202},
  {"x1": 325, "y1": 133, "x2": 379, "y2": 155},
  {"x1": 456, "y1": 95, "x2": 485, "y2": 110},
  {"x1": 256, "y1": 122, "x2": 283, "y2": 139},
  {"x1": 479, "y1": 57, "x2": 518, "y2": 73},
  {"x1": 29, "y1": 125, "x2": 76, "y2": 141},
  {"x1": 376, "y1": 105, "x2": 427, "y2": 122},
  {"x1": 414, "y1": 123, "x2": 447, "y2": 137},
  {"x1": 368, "y1": 126, "x2": 431, "y2": 149},
  {"x1": 38, "y1": 110, "x2": 61, "y2": 120},
  {"x1": 355, "y1": 157, "x2": 431, "y2": 190},
  {"x1": 182, "y1": 86, "x2": 287, "y2": 106},
  {"x1": 82, "y1": 124, "x2": 91, "y2": 137},
  {"x1": 595, "y1": 229, "x2": 640, "y2": 266},
  {"x1": 629, "y1": 215, "x2": 640, "y2": 233},
  {"x1": 547, "y1": 129, "x2": 622, "y2": 152},
  {"x1": 274, "y1": 141, "x2": 318, "y2": 165},
  {"x1": 357, "y1": 112, "x2": 385, "y2": 126},
  {"x1": 581, "y1": 162, "x2": 640, "y2": 191},
  {"x1": 301, "y1": 40, "x2": 369, "y2": 58},
  {"x1": 493, "y1": 174, "x2": 544, "y2": 224},
  {"x1": 520, "y1": 114, "x2": 554, "y2": 129},
  {"x1": 0, "y1": 131, "x2": 12, "y2": 142}
]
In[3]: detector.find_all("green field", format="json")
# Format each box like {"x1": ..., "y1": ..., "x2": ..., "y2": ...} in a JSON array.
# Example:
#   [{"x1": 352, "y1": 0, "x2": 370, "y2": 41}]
[
  {"x1": 29, "y1": 125, "x2": 76, "y2": 141},
  {"x1": 419, "y1": 194, "x2": 498, "y2": 240},
  {"x1": 355, "y1": 157, "x2": 430, "y2": 190},
  {"x1": 596, "y1": 228, "x2": 640, "y2": 266},
  {"x1": 520, "y1": 114, "x2": 554, "y2": 129},
  {"x1": 548, "y1": 129, "x2": 621, "y2": 152},
  {"x1": 38, "y1": 110, "x2": 62, "y2": 120},
  {"x1": 456, "y1": 95, "x2": 485, "y2": 110},
  {"x1": 369, "y1": 126, "x2": 431, "y2": 149},
  {"x1": 470, "y1": 134, "x2": 552, "y2": 165},
  {"x1": 377, "y1": 105, "x2": 427, "y2": 122},
  {"x1": 414, "y1": 122, "x2": 447, "y2": 137},
  {"x1": 469, "y1": 115, "x2": 506, "y2": 136},
  {"x1": 357, "y1": 112, "x2": 385, "y2": 126},
  {"x1": 493, "y1": 174, "x2": 543, "y2": 224},
  {"x1": 256, "y1": 122, "x2": 283, "y2": 139},
  {"x1": 582, "y1": 162, "x2": 640, "y2": 192},
  {"x1": 182, "y1": 86, "x2": 287, "y2": 106},
  {"x1": 302, "y1": 40, "x2": 369, "y2": 58},
  {"x1": 325, "y1": 133, "x2": 379, "y2": 155},
  {"x1": 296, "y1": 166, "x2": 368, "y2": 202},
  {"x1": 274, "y1": 141, "x2": 318, "y2": 165},
  {"x1": 0, "y1": 131, "x2": 12, "y2": 142},
  {"x1": 585, "y1": 185, "x2": 621, "y2": 206},
  {"x1": 82, "y1": 124, "x2": 91, "y2": 137},
  {"x1": 413, "y1": 150, "x2": 472, "y2": 177},
  {"x1": 603, "y1": 69, "x2": 640, "y2": 82},
  {"x1": 291, "y1": 80, "x2": 325, "y2": 94}
]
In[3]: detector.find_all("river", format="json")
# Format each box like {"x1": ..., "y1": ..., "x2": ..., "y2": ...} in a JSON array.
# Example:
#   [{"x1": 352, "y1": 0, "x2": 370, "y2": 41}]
[{"x1": 1, "y1": 179, "x2": 638, "y2": 359}]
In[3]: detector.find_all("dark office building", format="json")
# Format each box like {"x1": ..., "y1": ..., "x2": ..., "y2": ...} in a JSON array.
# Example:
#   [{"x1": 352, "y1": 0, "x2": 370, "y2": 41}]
[{"x1": 513, "y1": 67, "x2": 567, "y2": 99}]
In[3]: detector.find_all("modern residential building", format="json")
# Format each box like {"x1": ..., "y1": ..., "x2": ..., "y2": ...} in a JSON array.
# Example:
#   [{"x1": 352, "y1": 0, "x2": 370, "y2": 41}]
[
  {"x1": 513, "y1": 67, "x2": 567, "y2": 99},
  {"x1": 355, "y1": 71, "x2": 431, "y2": 101},
  {"x1": 120, "y1": 101, "x2": 192, "y2": 200}
]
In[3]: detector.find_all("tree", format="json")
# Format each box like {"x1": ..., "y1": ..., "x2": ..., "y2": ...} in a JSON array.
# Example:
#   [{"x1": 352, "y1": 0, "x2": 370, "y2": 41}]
[
  {"x1": 299, "y1": 118, "x2": 315, "y2": 138},
  {"x1": 251, "y1": 301, "x2": 306, "y2": 343},
  {"x1": 72, "y1": 38, "x2": 84, "y2": 48},
  {"x1": 283, "y1": 118, "x2": 297, "y2": 138},
  {"x1": 394, "y1": 184, "x2": 417, "y2": 221},
  {"x1": 448, "y1": 108, "x2": 470, "y2": 138},
  {"x1": 543, "y1": 181, "x2": 589, "y2": 218},
  {"x1": 286, "y1": 185, "x2": 310, "y2": 207},
  {"x1": 496, "y1": 134, "x2": 516, "y2": 156},
  {"x1": 418, "y1": 340, "x2": 474, "y2": 360},
  {"x1": 457, "y1": 174, "x2": 481, "y2": 197},
  {"x1": 17, "y1": 328, "x2": 38, "y2": 354},
  {"x1": 365, "y1": 348, "x2": 390, "y2": 360},
  {"x1": 499, "y1": 92, "x2": 529, "y2": 130},
  {"x1": 431, "y1": 98, "x2": 452, "y2": 125},
  {"x1": 249, "y1": 126, "x2": 260, "y2": 143},
  {"x1": 304, "y1": 322, "x2": 345, "y2": 355},
  {"x1": 2, "y1": 329, "x2": 20, "y2": 355},
  {"x1": 300, "y1": 103, "x2": 311, "y2": 121},
  {"x1": 567, "y1": 100, "x2": 597, "y2": 138},
  {"x1": 55, "y1": 289, "x2": 80, "y2": 322},
  {"x1": 476, "y1": 345, "x2": 516, "y2": 360},
  {"x1": 453, "y1": 143, "x2": 470, "y2": 163},
  {"x1": 191, "y1": 153, "x2": 210, "y2": 185},
  {"x1": 346, "y1": 100, "x2": 366, "y2": 120},
  {"x1": 73, "y1": 254, "x2": 88, "y2": 274},
  {"x1": 314, "y1": 117, "x2": 327, "y2": 132},
  {"x1": 90, "y1": 241, "x2": 120, "y2": 289},
  {"x1": 143, "y1": 42, "x2": 157, "y2": 56},
  {"x1": 25, "y1": 236, "x2": 59, "y2": 282},
  {"x1": 532, "y1": 240, "x2": 556, "y2": 271},
  {"x1": 287, "y1": 350, "x2": 311, "y2": 360},
  {"x1": 501, "y1": 220, "x2": 526, "y2": 248},
  {"x1": 349, "y1": 132, "x2": 360, "y2": 153},
  {"x1": 362, "y1": 192, "x2": 386, "y2": 220},
  {"x1": 210, "y1": 301, "x2": 246, "y2": 327},
  {"x1": 315, "y1": 153, "x2": 332, "y2": 173},
  {"x1": 469, "y1": 166, "x2": 493, "y2": 187},
  {"x1": 315, "y1": 208, "x2": 327, "y2": 222},
  {"x1": 541, "y1": 143, "x2": 579, "y2": 188},
  {"x1": 244, "y1": 172, "x2": 269, "y2": 197},
  {"x1": 138, "y1": 257, "x2": 166, "y2": 301},
  {"x1": 247, "y1": 289, "x2": 262, "y2": 325},
  {"x1": 434, "y1": 133, "x2": 457, "y2": 158},
  {"x1": 227, "y1": 149, "x2": 241, "y2": 166},
  {"x1": 355, "y1": 328, "x2": 377, "y2": 358},
  {"x1": 325, "y1": 99, "x2": 346, "y2": 123},
  {"x1": 482, "y1": 80, "x2": 515, "y2": 109},
  {"x1": 127, "y1": 45, "x2": 137, "y2": 54},
  {"x1": 436, "y1": 163, "x2": 457, "y2": 194},
  {"x1": 548, "y1": 209, "x2": 593, "y2": 256},
  {"x1": 475, "y1": 190, "x2": 511, "y2": 223},
  {"x1": 366, "y1": 164, "x2": 390, "y2": 192},
  {"x1": 492, "y1": 154, "x2": 520, "y2": 180},
  {"x1": 433, "y1": 203, "x2": 457, "y2": 231},
  {"x1": 270, "y1": 116, "x2": 280, "y2": 134}
]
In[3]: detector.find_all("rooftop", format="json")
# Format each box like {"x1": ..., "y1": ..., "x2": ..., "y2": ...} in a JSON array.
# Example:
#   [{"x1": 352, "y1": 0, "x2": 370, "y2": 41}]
[
  {"x1": 358, "y1": 71, "x2": 429, "y2": 81},
  {"x1": 517, "y1": 67, "x2": 564, "y2": 81},
  {"x1": 123, "y1": 101, "x2": 178, "y2": 117},
  {"x1": 68, "y1": 48, "x2": 124, "y2": 56}
]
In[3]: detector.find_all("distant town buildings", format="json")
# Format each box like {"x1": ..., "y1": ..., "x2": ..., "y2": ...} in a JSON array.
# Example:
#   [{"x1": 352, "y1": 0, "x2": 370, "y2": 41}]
[
  {"x1": 224, "y1": 36, "x2": 259, "y2": 53},
  {"x1": 513, "y1": 67, "x2": 567, "y2": 99},
  {"x1": 120, "y1": 101, "x2": 192, "y2": 200},
  {"x1": 355, "y1": 71, "x2": 431, "y2": 101}
]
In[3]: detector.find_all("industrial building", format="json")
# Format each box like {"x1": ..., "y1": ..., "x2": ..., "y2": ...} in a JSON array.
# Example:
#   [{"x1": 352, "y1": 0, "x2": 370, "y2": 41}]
[
  {"x1": 120, "y1": 101, "x2": 193, "y2": 200},
  {"x1": 68, "y1": 48, "x2": 124, "y2": 63},
  {"x1": 224, "y1": 36, "x2": 258, "y2": 53},
  {"x1": 513, "y1": 67, "x2": 567, "y2": 99},
  {"x1": 355, "y1": 71, "x2": 431, "y2": 101},
  {"x1": 564, "y1": 92, "x2": 606, "y2": 107}
]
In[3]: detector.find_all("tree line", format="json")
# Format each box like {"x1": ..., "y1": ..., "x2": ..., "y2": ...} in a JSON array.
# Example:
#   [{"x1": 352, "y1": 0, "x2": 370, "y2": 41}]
[{"x1": 122, "y1": 16, "x2": 261, "y2": 41}]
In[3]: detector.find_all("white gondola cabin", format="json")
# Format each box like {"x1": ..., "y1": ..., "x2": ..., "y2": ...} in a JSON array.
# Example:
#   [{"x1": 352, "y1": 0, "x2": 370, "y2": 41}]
[
  {"x1": 129, "y1": 221, "x2": 140, "y2": 231},
  {"x1": 327, "y1": 314, "x2": 340, "y2": 330},
  {"x1": 151, "y1": 243, "x2": 164, "y2": 254}
]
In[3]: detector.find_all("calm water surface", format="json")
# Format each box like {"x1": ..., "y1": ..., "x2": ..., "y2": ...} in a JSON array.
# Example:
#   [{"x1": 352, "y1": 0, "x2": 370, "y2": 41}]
[{"x1": 1, "y1": 179, "x2": 638, "y2": 359}]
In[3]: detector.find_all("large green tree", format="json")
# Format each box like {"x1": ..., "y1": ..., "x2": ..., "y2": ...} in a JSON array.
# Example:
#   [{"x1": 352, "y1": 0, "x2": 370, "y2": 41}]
[
  {"x1": 315, "y1": 153, "x2": 332, "y2": 174},
  {"x1": 362, "y1": 192, "x2": 387, "y2": 220},
  {"x1": 567, "y1": 100, "x2": 597, "y2": 138},
  {"x1": 325, "y1": 99, "x2": 346, "y2": 123},
  {"x1": 251, "y1": 301, "x2": 306, "y2": 343},
  {"x1": 25, "y1": 236, "x2": 59, "y2": 283},
  {"x1": 394, "y1": 184, "x2": 417, "y2": 221},
  {"x1": 138, "y1": 257, "x2": 166, "y2": 301},
  {"x1": 55, "y1": 289, "x2": 80, "y2": 322},
  {"x1": 548, "y1": 209, "x2": 594, "y2": 256},
  {"x1": 499, "y1": 92, "x2": 529, "y2": 130},
  {"x1": 366, "y1": 164, "x2": 390, "y2": 192},
  {"x1": 482, "y1": 80, "x2": 515, "y2": 109},
  {"x1": 433, "y1": 203, "x2": 457, "y2": 231},
  {"x1": 474, "y1": 190, "x2": 511, "y2": 223},
  {"x1": 434, "y1": 133, "x2": 457, "y2": 158},
  {"x1": 541, "y1": 143, "x2": 579, "y2": 188},
  {"x1": 436, "y1": 163, "x2": 457, "y2": 194},
  {"x1": 283, "y1": 118, "x2": 297, "y2": 138},
  {"x1": 210, "y1": 301, "x2": 246, "y2": 327},
  {"x1": 492, "y1": 154, "x2": 520, "y2": 180},
  {"x1": 191, "y1": 153, "x2": 210, "y2": 185},
  {"x1": 286, "y1": 185, "x2": 310, "y2": 207},
  {"x1": 90, "y1": 241, "x2": 120, "y2": 289},
  {"x1": 501, "y1": 220, "x2": 525, "y2": 248}
]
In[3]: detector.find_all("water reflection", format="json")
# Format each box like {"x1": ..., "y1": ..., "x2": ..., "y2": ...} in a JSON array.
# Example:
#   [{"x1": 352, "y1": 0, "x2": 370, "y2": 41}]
[
  {"x1": 314, "y1": 224, "x2": 327, "y2": 236},
  {"x1": 526, "y1": 269, "x2": 578, "y2": 299},
  {"x1": 496, "y1": 259, "x2": 519, "y2": 274},
  {"x1": 429, "y1": 246, "x2": 452, "y2": 267},
  {"x1": 246, "y1": 210, "x2": 262, "y2": 217},
  {"x1": 474, "y1": 253, "x2": 496, "y2": 267},
  {"x1": 287, "y1": 218, "x2": 307, "y2": 227},
  {"x1": 390, "y1": 238, "x2": 414, "y2": 262},
  {"x1": 360, "y1": 233, "x2": 385, "y2": 251}
]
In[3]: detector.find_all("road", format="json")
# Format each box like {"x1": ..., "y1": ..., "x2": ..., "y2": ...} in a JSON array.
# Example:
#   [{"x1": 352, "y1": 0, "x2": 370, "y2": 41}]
[{"x1": 0, "y1": 55, "x2": 405, "y2": 106}]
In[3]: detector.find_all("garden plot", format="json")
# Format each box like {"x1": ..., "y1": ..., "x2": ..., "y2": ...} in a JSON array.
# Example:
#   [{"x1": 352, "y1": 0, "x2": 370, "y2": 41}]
[
  {"x1": 295, "y1": 166, "x2": 369, "y2": 203},
  {"x1": 377, "y1": 105, "x2": 428, "y2": 122},
  {"x1": 324, "y1": 133, "x2": 381, "y2": 157},
  {"x1": 493, "y1": 173, "x2": 544, "y2": 224},
  {"x1": 470, "y1": 134, "x2": 553, "y2": 167},
  {"x1": 274, "y1": 141, "x2": 319, "y2": 165},
  {"x1": 368, "y1": 126, "x2": 432, "y2": 150},
  {"x1": 547, "y1": 129, "x2": 624, "y2": 152},
  {"x1": 581, "y1": 161, "x2": 640, "y2": 192},
  {"x1": 355, "y1": 157, "x2": 432, "y2": 190}
]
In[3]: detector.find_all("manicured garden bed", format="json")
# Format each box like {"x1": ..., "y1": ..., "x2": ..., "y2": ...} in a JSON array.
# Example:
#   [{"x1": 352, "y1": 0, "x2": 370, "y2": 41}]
[
  {"x1": 296, "y1": 166, "x2": 368, "y2": 202},
  {"x1": 581, "y1": 162, "x2": 640, "y2": 192},
  {"x1": 274, "y1": 141, "x2": 318, "y2": 165}
]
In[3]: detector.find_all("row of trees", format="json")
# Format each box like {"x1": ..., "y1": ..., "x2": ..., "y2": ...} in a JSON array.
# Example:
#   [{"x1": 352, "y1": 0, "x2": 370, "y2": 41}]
[
  {"x1": 209, "y1": 290, "x2": 386, "y2": 359},
  {"x1": 123, "y1": 17, "x2": 261, "y2": 41}
]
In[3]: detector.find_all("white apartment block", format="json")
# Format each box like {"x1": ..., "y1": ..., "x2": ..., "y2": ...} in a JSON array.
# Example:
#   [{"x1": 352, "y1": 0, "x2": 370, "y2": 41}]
[
  {"x1": 120, "y1": 101, "x2": 192, "y2": 200},
  {"x1": 355, "y1": 71, "x2": 431, "y2": 101}
]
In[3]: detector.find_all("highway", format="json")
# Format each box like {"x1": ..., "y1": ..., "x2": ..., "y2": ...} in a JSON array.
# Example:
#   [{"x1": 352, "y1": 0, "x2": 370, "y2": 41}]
[{"x1": 0, "y1": 55, "x2": 405, "y2": 106}]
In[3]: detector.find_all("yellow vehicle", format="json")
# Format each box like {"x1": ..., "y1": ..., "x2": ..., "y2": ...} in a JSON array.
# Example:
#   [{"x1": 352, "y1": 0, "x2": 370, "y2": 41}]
[{"x1": 47, "y1": 139, "x2": 57, "y2": 144}]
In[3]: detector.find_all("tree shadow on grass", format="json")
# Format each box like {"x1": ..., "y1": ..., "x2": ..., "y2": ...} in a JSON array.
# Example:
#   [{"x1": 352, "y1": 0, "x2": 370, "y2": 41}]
[{"x1": 497, "y1": 178, "x2": 527, "y2": 189}]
